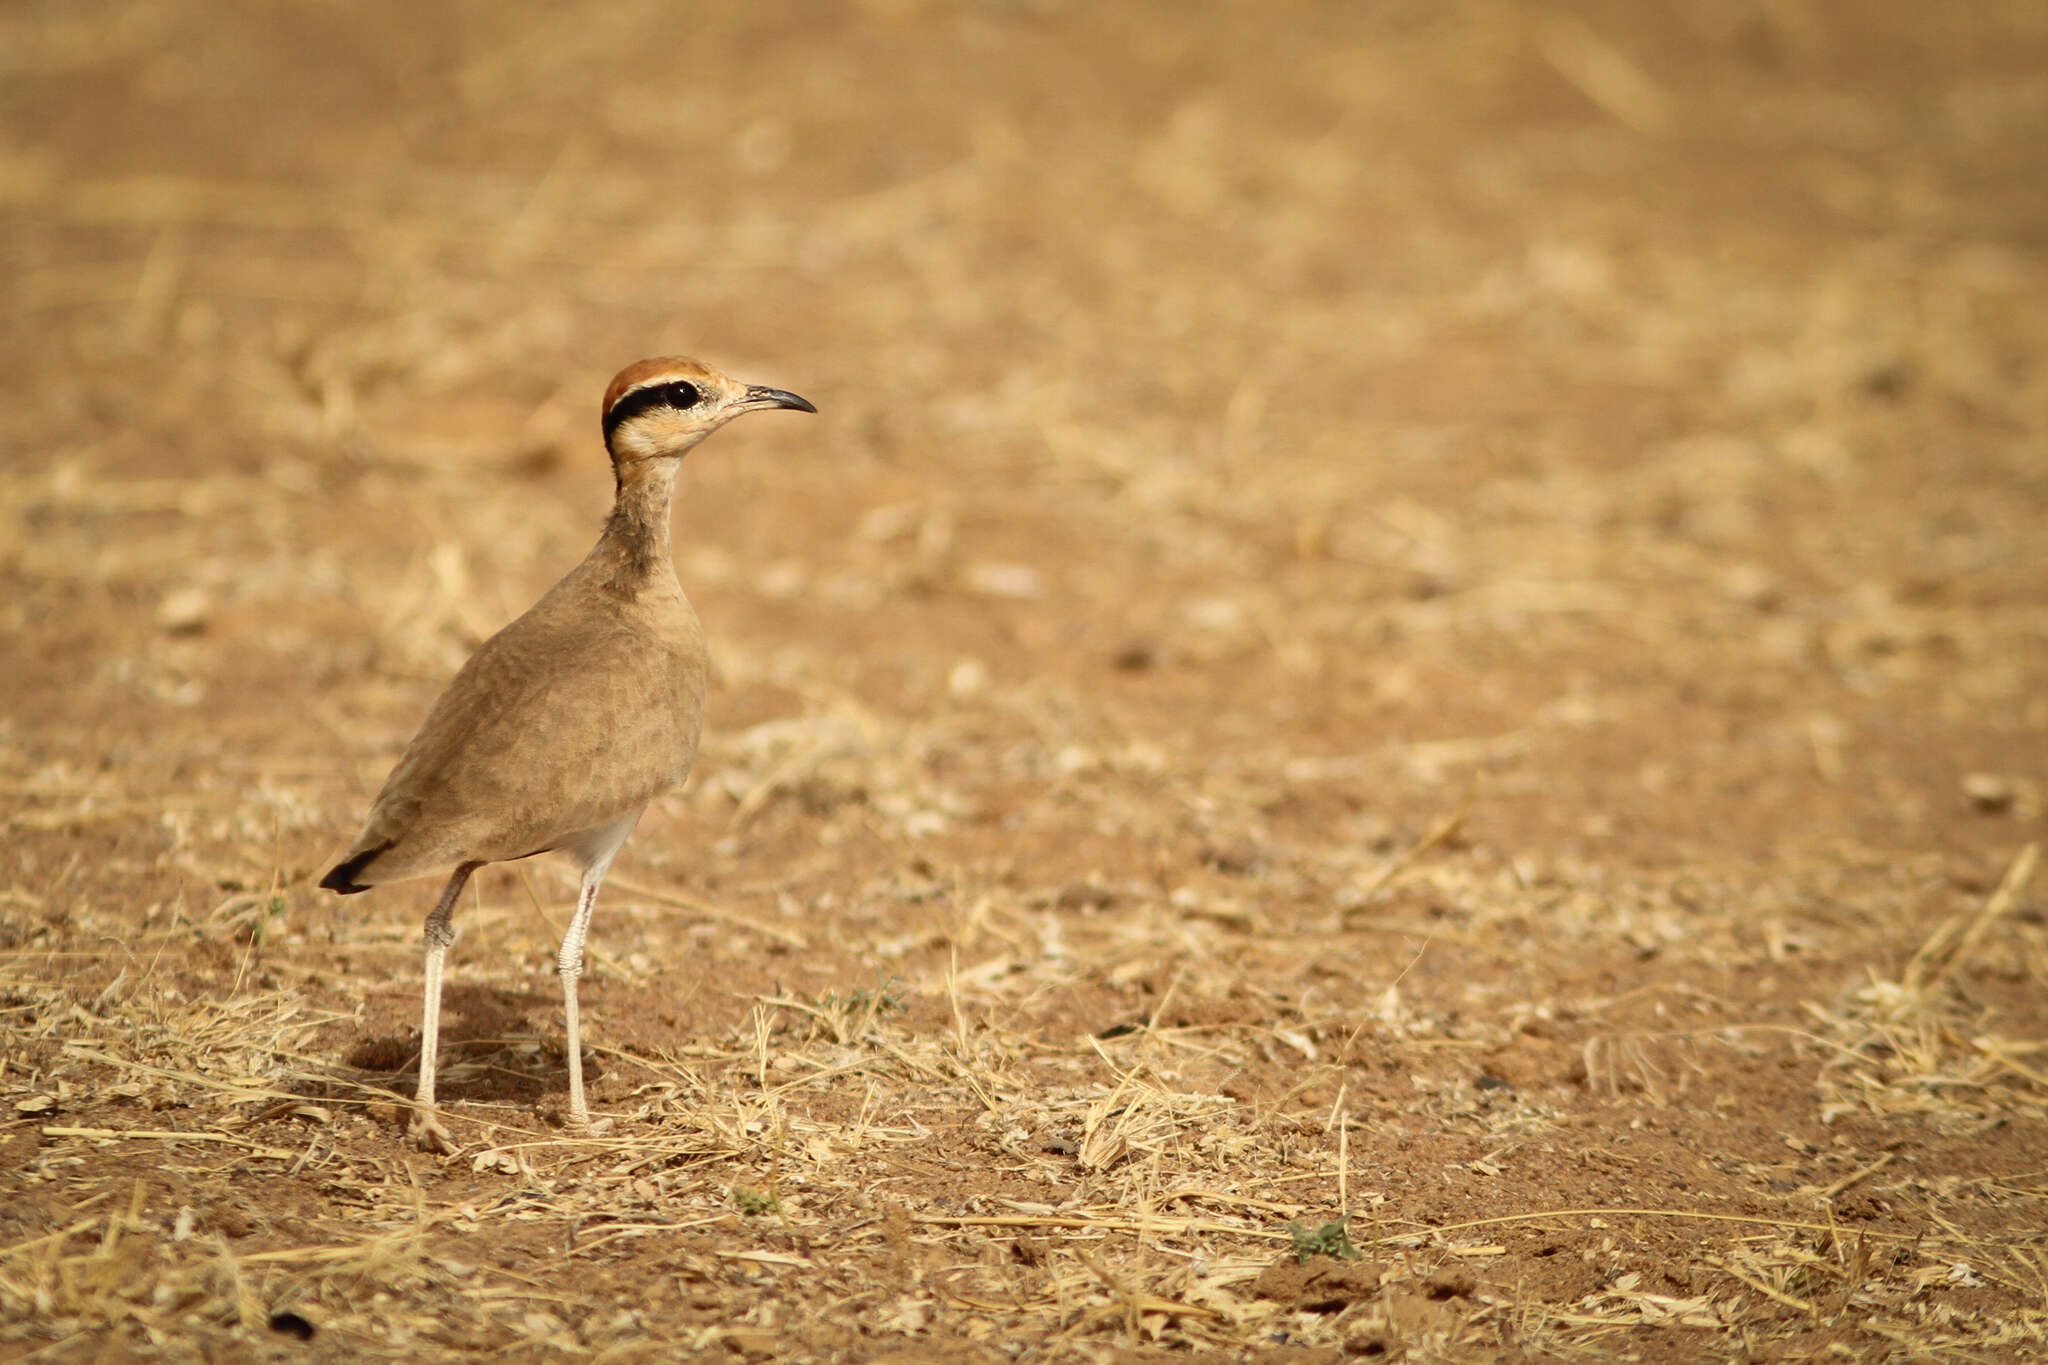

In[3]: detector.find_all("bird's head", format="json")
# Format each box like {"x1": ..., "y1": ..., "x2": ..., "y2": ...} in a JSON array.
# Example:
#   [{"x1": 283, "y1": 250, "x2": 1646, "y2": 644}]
[{"x1": 600, "y1": 356, "x2": 815, "y2": 465}]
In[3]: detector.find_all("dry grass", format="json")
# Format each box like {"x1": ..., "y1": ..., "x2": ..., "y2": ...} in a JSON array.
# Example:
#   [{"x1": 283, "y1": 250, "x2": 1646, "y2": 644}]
[{"x1": 5, "y1": 0, "x2": 2048, "y2": 1359}]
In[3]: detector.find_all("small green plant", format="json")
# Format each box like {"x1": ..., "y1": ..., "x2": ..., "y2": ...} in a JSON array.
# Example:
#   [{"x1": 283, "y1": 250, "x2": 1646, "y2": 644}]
[
  {"x1": 809, "y1": 973, "x2": 907, "y2": 1044},
  {"x1": 227, "y1": 892, "x2": 290, "y2": 947},
  {"x1": 1288, "y1": 1215, "x2": 1362, "y2": 1263},
  {"x1": 732, "y1": 1186, "x2": 781, "y2": 1216},
  {"x1": 816, "y1": 974, "x2": 906, "y2": 1018}
]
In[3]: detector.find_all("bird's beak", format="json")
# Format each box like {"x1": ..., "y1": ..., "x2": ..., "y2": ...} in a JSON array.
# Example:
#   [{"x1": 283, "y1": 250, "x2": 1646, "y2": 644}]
[{"x1": 740, "y1": 384, "x2": 817, "y2": 414}]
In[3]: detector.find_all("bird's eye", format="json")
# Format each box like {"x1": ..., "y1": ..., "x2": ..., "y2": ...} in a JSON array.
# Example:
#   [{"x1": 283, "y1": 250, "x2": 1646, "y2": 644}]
[{"x1": 665, "y1": 381, "x2": 701, "y2": 409}]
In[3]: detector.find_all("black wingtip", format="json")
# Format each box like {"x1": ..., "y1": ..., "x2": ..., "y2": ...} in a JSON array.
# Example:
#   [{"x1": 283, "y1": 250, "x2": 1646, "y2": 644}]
[{"x1": 320, "y1": 843, "x2": 390, "y2": 895}]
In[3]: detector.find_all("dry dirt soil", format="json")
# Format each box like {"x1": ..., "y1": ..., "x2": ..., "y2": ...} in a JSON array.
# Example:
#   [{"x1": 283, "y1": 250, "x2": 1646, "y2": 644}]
[{"x1": 3, "y1": 2, "x2": 2047, "y2": 1361}]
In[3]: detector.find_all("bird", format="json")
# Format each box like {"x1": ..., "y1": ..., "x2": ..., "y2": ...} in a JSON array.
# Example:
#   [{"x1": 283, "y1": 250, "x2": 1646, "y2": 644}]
[{"x1": 321, "y1": 356, "x2": 815, "y2": 1151}]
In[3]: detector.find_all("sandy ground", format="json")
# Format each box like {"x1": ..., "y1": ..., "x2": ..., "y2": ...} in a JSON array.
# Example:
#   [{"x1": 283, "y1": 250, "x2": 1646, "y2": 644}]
[{"x1": 3, "y1": 1, "x2": 2046, "y2": 1359}]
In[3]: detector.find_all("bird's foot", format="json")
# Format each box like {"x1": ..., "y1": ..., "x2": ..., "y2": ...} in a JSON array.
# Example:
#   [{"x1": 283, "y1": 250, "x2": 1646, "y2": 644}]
[
  {"x1": 568, "y1": 1106, "x2": 614, "y2": 1138},
  {"x1": 409, "y1": 1110, "x2": 457, "y2": 1154}
]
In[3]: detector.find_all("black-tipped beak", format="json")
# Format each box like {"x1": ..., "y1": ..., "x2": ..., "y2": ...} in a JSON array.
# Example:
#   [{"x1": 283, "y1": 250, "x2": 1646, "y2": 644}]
[{"x1": 741, "y1": 384, "x2": 817, "y2": 414}]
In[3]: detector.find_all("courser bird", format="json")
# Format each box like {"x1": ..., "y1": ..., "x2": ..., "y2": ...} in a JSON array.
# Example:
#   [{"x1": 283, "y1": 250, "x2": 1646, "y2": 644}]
[{"x1": 321, "y1": 356, "x2": 815, "y2": 1151}]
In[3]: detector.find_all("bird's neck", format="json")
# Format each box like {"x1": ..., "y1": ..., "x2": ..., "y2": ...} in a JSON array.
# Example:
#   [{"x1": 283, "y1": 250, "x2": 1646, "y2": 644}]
[{"x1": 591, "y1": 461, "x2": 681, "y2": 592}]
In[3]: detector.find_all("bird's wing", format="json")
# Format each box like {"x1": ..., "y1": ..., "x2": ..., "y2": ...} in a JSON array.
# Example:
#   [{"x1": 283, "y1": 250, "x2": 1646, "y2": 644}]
[{"x1": 334, "y1": 588, "x2": 705, "y2": 886}]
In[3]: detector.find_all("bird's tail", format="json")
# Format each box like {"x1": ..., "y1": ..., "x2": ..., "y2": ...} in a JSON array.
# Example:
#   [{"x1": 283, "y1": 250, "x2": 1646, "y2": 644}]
[{"x1": 319, "y1": 842, "x2": 391, "y2": 895}]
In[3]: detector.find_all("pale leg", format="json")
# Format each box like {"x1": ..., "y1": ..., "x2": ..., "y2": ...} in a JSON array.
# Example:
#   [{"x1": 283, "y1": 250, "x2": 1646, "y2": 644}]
[
  {"x1": 555, "y1": 813, "x2": 638, "y2": 1130},
  {"x1": 411, "y1": 863, "x2": 477, "y2": 1153}
]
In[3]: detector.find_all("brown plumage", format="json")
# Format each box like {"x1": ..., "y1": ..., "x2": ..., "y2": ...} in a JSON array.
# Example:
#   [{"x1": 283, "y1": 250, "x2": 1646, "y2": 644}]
[{"x1": 323, "y1": 356, "x2": 814, "y2": 1150}]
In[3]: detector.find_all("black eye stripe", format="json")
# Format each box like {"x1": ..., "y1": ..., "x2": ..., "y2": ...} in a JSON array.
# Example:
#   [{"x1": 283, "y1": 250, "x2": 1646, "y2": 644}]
[{"x1": 602, "y1": 380, "x2": 705, "y2": 442}]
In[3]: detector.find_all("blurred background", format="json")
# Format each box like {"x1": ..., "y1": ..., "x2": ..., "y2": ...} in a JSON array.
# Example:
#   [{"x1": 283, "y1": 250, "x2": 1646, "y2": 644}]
[
  {"x1": 5, "y1": 0, "x2": 2042, "y2": 863},
  {"x1": 3, "y1": 2, "x2": 2047, "y2": 1356}
]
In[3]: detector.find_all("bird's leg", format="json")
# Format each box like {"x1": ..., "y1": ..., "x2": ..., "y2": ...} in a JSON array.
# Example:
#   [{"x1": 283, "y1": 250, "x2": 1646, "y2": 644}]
[
  {"x1": 411, "y1": 863, "x2": 476, "y2": 1154},
  {"x1": 556, "y1": 825, "x2": 632, "y2": 1134}
]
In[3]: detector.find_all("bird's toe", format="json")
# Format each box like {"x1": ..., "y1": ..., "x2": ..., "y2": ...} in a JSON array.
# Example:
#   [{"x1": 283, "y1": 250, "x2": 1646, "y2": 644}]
[{"x1": 409, "y1": 1111, "x2": 457, "y2": 1154}]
